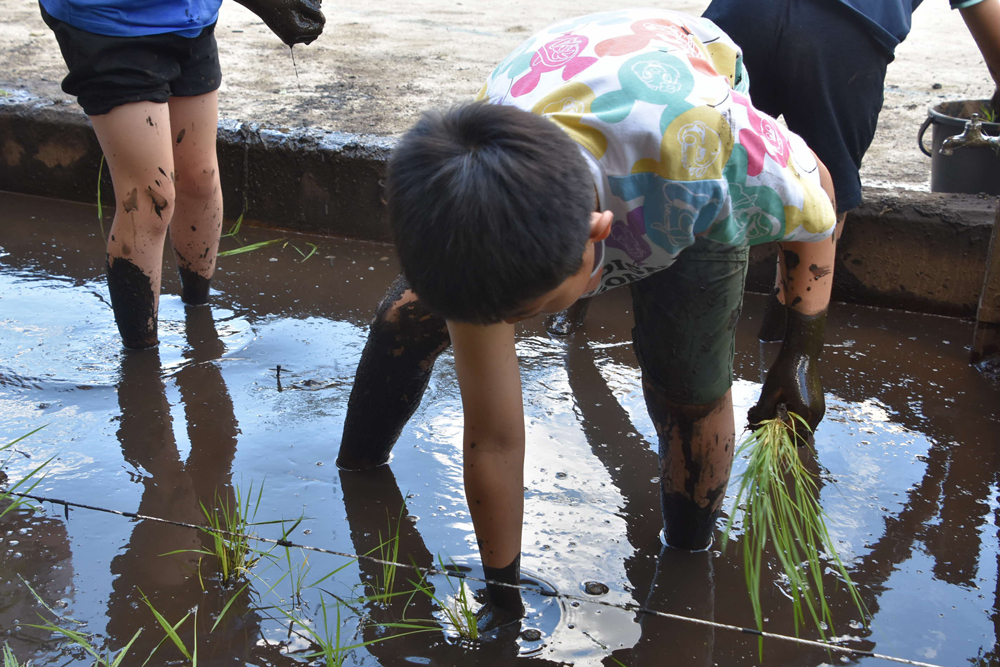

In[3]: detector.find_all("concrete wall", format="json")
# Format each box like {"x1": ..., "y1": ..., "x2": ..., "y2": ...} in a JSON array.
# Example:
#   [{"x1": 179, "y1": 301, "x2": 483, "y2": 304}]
[{"x1": 2, "y1": 92, "x2": 996, "y2": 318}]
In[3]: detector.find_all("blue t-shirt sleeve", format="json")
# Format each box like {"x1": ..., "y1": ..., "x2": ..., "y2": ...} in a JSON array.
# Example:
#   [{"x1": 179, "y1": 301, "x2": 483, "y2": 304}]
[{"x1": 951, "y1": 0, "x2": 986, "y2": 8}]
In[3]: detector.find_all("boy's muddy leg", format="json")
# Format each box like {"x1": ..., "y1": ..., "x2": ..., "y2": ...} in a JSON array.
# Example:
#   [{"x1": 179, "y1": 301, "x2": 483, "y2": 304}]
[
  {"x1": 167, "y1": 91, "x2": 223, "y2": 306},
  {"x1": 630, "y1": 238, "x2": 746, "y2": 550},
  {"x1": 337, "y1": 275, "x2": 450, "y2": 469},
  {"x1": 90, "y1": 101, "x2": 178, "y2": 349},
  {"x1": 644, "y1": 385, "x2": 735, "y2": 550},
  {"x1": 758, "y1": 212, "x2": 845, "y2": 343}
]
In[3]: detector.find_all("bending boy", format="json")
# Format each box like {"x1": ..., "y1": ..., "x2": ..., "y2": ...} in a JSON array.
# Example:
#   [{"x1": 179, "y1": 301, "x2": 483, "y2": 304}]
[{"x1": 338, "y1": 9, "x2": 837, "y2": 631}]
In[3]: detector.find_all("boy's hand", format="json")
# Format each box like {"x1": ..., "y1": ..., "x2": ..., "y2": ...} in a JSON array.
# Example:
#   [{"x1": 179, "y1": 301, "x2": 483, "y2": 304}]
[
  {"x1": 234, "y1": 0, "x2": 325, "y2": 46},
  {"x1": 749, "y1": 310, "x2": 826, "y2": 434}
]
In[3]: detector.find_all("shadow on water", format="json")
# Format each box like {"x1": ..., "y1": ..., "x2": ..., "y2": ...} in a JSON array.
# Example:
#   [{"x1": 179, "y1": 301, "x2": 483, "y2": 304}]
[{"x1": 0, "y1": 192, "x2": 998, "y2": 666}]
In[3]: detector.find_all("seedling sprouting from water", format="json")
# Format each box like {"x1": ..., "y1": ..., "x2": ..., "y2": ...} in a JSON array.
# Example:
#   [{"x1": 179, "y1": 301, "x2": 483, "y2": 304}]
[
  {"x1": 1, "y1": 426, "x2": 54, "y2": 520},
  {"x1": 21, "y1": 577, "x2": 142, "y2": 667},
  {"x1": 2, "y1": 642, "x2": 31, "y2": 666},
  {"x1": 165, "y1": 481, "x2": 275, "y2": 587},
  {"x1": 721, "y1": 408, "x2": 867, "y2": 655},
  {"x1": 407, "y1": 556, "x2": 479, "y2": 642}
]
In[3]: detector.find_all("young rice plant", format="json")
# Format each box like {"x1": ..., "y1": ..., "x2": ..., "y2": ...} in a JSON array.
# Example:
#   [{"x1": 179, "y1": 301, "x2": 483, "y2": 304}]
[{"x1": 721, "y1": 408, "x2": 867, "y2": 654}]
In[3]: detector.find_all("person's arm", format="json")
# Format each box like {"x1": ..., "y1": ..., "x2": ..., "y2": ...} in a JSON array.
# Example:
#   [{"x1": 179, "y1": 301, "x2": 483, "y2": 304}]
[
  {"x1": 749, "y1": 153, "x2": 836, "y2": 432},
  {"x1": 447, "y1": 319, "x2": 526, "y2": 629},
  {"x1": 959, "y1": 0, "x2": 1000, "y2": 96}
]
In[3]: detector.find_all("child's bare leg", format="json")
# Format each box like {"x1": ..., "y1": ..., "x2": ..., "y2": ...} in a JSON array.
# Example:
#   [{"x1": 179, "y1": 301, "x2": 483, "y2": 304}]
[
  {"x1": 644, "y1": 386, "x2": 735, "y2": 550},
  {"x1": 759, "y1": 212, "x2": 846, "y2": 341},
  {"x1": 167, "y1": 91, "x2": 222, "y2": 305},
  {"x1": 337, "y1": 276, "x2": 451, "y2": 469},
  {"x1": 90, "y1": 101, "x2": 177, "y2": 349}
]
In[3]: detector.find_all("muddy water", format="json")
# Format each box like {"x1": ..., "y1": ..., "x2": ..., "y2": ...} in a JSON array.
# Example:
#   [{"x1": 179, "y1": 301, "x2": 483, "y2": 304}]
[{"x1": 0, "y1": 191, "x2": 997, "y2": 666}]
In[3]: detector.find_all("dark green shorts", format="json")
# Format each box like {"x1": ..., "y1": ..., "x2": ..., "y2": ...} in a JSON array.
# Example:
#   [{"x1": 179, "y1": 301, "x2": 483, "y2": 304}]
[{"x1": 629, "y1": 237, "x2": 749, "y2": 406}]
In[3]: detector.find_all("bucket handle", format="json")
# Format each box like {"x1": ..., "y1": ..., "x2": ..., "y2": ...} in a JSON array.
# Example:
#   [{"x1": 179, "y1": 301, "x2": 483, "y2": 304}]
[{"x1": 918, "y1": 116, "x2": 934, "y2": 157}]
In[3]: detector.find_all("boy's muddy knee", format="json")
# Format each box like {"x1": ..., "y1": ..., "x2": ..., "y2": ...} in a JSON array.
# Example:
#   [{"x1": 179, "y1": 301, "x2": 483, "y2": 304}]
[{"x1": 106, "y1": 256, "x2": 158, "y2": 350}]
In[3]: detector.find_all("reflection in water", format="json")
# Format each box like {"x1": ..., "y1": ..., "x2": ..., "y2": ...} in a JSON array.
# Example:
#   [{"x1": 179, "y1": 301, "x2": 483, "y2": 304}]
[
  {"x1": 339, "y1": 465, "x2": 566, "y2": 666},
  {"x1": 105, "y1": 307, "x2": 289, "y2": 665},
  {"x1": 1, "y1": 192, "x2": 998, "y2": 665}
]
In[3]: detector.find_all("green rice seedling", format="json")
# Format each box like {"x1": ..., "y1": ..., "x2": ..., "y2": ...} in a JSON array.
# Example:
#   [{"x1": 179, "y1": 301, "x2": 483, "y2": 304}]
[
  {"x1": 164, "y1": 481, "x2": 277, "y2": 587},
  {"x1": 981, "y1": 103, "x2": 997, "y2": 123},
  {"x1": 369, "y1": 507, "x2": 404, "y2": 603},
  {"x1": 721, "y1": 408, "x2": 867, "y2": 654},
  {"x1": 96, "y1": 155, "x2": 107, "y2": 237},
  {"x1": 280, "y1": 594, "x2": 432, "y2": 667},
  {"x1": 139, "y1": 590, "x2": 194, "y2": 665},
  {"x1": 21, "y1": 576, "x2": 143, "y2": 666},
  {"x1": 1, "y1": 426, "x2": 54, "y2": 520},
  {"x1": 406, "y1": 557, "x2": 479, "y2": 642},
  {"x1": 3, "y1": 643, "x2": 32, "y2": 667},
  {"x1": 217, "y1": 237, "x2": 286, "y2": 258},
  {"x1": 284, "y1": 241, "x2": 318, "y2": 263}
]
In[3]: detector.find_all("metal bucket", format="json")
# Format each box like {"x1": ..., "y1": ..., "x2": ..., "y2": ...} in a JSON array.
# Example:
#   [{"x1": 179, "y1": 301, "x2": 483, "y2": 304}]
[{"x1": 918, "y1": 99, "x2": 1000, "y2": 195}]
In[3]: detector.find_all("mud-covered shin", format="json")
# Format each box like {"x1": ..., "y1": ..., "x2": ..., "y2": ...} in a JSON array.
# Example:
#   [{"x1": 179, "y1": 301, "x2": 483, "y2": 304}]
[
  {"x1": 748, "y1": 308, "x2": 827, "y2": 433},
  {"x1": 337, "y1": 276, "x2": 450, "y2": 469},
  {"x1": 106, "y1": 255, "x2": 158, "y2": 350},
  {"x1": 477, "y1": 554, "x2": 525, "y2": 634}
]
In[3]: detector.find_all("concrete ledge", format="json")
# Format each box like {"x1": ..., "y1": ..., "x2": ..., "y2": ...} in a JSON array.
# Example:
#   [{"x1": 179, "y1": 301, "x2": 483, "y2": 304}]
[
  {"x1": 1, "y1": 90, "x2": 997, "y2": 317},
  {"x1": 747, "y1": 189, "x2": 998, "y2": 317},
  {"x1": 0, "y1": 89, "x2": 394, "y2": 242}
]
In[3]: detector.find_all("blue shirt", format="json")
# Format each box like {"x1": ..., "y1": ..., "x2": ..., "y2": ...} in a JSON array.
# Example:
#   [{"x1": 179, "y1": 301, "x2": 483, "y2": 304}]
[
  {"x1": 39, "y1": 0, "x2": 222, "y2": 38},
  {"x1": 835, "y1": 0, "x2": 985, "y2": 52}
]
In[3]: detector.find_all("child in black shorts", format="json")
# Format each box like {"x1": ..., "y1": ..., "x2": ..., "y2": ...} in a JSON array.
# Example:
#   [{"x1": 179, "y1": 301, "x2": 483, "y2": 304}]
[{"x1": 39, "y1": 0, "x2": 324, "y2": 349}]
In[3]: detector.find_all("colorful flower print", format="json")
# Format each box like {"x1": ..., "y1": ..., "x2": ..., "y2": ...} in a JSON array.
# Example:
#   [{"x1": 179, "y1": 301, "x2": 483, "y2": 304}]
[
  {"x1": 605, "y1": 207, "x2": 652, "y2": 264},
  {"x1": 633, "y1": 106, "x2": 734, "y2": 182},
  {"x1": 706, "y1": 144, "x2": 787, "y2": 245},
  {"x1": 530, "y1": 82, "x2": 608, "y2": 158},
  {"x1": 609, "y1": 173, "x2": 726, "y2": 254},
  {"x1": 511, "y1": 34, "x2": 598, "y2": 97},
  {"x1": 730, "y1": 91, "x2": 791, "y2": 176},
  {"x1": 591, "y1": 51, "x2": 695, "y2": 134}
]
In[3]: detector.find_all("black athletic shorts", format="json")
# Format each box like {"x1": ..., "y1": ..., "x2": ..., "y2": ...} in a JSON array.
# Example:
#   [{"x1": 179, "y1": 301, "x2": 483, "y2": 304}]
[
  {"x1": 703, "y1": 0, "x2": 892, "y2": 212},
  {"x1": 40, "y1": 4, "x2": 222, "y2": 117}
]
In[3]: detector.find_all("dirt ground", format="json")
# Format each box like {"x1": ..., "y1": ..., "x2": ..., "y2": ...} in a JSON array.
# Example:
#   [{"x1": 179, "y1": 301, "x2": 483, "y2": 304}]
[{"x1": 0, "y1": 0, "x2": 994, "y2": 190}]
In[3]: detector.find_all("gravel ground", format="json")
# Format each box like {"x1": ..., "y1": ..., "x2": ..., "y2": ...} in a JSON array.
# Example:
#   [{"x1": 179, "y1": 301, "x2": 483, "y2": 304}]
[{"x1": 0, "y1": 0, "x2": 994, "y2": 190}]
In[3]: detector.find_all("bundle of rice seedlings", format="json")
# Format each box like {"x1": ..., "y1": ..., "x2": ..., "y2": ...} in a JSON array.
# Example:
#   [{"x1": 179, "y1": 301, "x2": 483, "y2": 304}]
[{"x1": 722, "y1": 406, "x2": 867, "y2": 654}]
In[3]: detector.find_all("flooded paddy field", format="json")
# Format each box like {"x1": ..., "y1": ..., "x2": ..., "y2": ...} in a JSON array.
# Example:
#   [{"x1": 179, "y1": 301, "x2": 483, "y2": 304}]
[{"x1": 1, "y1": 190, "x2": 998, "y2": 666}]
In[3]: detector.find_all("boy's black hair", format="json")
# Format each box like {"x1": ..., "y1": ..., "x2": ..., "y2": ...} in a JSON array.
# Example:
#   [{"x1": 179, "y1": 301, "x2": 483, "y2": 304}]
[{"x1": 386, "y1": 101, "x2": 595, "y2": 324}]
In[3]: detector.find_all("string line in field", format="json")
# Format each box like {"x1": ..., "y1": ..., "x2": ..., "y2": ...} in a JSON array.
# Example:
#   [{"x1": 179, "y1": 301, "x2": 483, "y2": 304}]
[{"x1": 1, "y1": 487, "x2": 944, "y2": 667}]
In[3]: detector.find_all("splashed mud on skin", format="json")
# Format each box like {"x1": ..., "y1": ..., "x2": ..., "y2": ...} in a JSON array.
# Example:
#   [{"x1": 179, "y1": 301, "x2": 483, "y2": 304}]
[
  {"x1": 176, "y1": 128, "x2": 186, "y2": 144},
  {"x1": 809, "y1": 263, "x2": 832, "y2": 279},
  {"x1": 147, "y1": 186, "x2": 168, "y2": 219},
  {"x1": 122, "y1": 188, "x2": 138, "y2": 213}
]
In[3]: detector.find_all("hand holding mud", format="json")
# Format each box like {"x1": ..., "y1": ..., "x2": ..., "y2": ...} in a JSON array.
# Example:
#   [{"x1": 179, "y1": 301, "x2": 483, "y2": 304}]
[
  {"x1": 233, "y1": 0, "x2": 325, "y2": 46},
  {"x1": 749, "y1": 309, "x2": 827, "y2": 434}
]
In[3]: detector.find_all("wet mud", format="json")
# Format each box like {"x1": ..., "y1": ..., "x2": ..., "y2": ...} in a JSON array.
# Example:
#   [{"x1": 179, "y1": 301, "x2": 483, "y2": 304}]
[
  {"x1": 105, "y1": 255, "x2": 158, "y2": 350},
  {"x1": 1, "y1": 192, "x2": 999, "y2": 666},
  {"x1": 176, "y1": 264, "x2": 212, "y2": 306}
]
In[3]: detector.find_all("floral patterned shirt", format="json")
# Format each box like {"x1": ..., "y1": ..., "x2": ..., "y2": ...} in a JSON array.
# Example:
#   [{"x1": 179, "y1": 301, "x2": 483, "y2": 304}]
[{"x1": 477, "y1": 8, "x2": 837, "y2": 296}]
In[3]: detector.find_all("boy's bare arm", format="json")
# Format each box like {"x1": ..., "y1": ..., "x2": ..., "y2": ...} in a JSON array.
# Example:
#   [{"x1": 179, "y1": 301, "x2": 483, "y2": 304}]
[
  {"x1": 960, "y1": 0, "x2": 1000, "y2": 92},
  {"x1": 447, "y1": 319, "x2": 525, "y2": 571}
]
